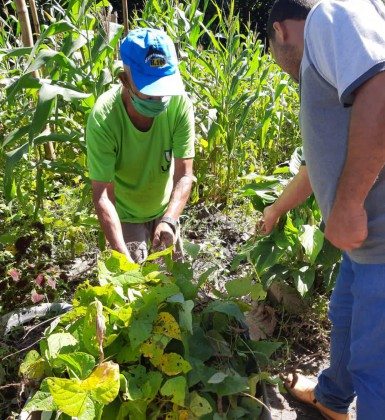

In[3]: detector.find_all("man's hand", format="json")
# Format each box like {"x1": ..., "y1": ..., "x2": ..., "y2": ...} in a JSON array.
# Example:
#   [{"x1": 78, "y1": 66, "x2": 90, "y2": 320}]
[
  {"x1": 325, "y1": 201, "x2": 368, "y2": 251},
  {"x1": 152, "y1": 222, "x2": 176, "y2": 250},
  {"x1": 256, "y1": 205, "x2": 281, "y2": 235}
]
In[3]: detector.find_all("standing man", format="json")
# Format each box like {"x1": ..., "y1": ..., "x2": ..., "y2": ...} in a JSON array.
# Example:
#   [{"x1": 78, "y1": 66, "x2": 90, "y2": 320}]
[
  {"x1": 86, "y1": 28, "x2": 195, "y2": 263},
  {"x1": 267, "y1": 0, "x2": 385, "y2": 418}
]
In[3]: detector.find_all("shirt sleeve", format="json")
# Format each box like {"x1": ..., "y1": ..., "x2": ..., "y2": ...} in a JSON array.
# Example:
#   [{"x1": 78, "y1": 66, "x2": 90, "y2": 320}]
[
  {"x1": 172, "y1": 95, "x2": 195, "y2": 159},
  {"x1": 86, "y1": 112, "x2": 117, "y2": 182},
  {"x1": 305, "y1": 0, "x2": 385, "y2": 105}
]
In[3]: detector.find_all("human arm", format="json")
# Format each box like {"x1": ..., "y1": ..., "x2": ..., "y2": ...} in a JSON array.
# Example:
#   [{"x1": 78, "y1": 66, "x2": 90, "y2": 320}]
[
  {"x1": 325, "y1": 71, "x2": 385, "y2": 250},
  {"x1": 257, "y1": 166, "x2": 313, "y2": 235},
  {"x1": 91, "y1": 181, "x2": 133, "y2": 261},
  {"x1": 153, "y1": 158, "x2": 194, "y2": 249}
]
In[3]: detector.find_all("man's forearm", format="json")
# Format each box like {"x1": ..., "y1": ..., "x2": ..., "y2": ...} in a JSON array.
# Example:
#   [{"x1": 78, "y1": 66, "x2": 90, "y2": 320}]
[
  {"x1": 163, "y1": 175, "x2": 193, "y2": 220},
  {"x1": 94, "y1": 197, "x2": 130, "y2": 257},
  {"x1": 272, "y1": 166, "x2": 313, "y2": 215},
  {"x1": 335, "y1": 72, "x2": 385, "y2": 207}
]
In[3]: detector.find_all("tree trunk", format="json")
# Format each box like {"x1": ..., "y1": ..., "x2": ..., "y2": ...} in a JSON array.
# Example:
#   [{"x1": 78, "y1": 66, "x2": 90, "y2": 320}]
[{"x1": 14, "y1": 0, "x2": 56, "y2": 160}]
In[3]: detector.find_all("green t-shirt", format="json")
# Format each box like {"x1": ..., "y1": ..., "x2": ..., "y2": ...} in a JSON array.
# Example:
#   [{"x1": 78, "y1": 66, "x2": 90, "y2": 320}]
[{"x1": 86, "y1": 86, "x2": 195, "y2": 223}]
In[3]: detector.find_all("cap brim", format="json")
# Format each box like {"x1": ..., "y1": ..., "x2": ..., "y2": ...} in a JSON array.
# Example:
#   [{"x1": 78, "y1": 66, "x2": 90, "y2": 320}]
[{"x1": 131, "y1": 67, "x2": 185, "y2": 96}]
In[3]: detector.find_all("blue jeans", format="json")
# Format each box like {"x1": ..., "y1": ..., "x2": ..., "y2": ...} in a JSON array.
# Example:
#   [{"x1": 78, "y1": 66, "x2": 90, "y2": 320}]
[{"x1": 314, "y1": 253, "x2": 385, "y2": 418}]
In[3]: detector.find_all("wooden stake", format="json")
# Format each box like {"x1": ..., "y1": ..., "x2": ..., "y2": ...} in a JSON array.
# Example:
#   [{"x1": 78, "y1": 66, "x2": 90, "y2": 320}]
[
  {"x1": 14, "y1": 0, "x2": 34, "y2": 47},
  {"x1": 14, "y1": 0, "x2": 56, "y2": 161},
  {"x1": 28, "y1": 0, "x2": 40, "y2": 37},
  {"x1": 122, "y1": 0, "x2": 129, "y2": 36}
]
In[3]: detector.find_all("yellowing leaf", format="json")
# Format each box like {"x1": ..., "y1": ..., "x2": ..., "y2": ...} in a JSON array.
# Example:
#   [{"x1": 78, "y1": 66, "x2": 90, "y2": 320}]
[
  {"x1": 19, "y1": 350, "x2": 45, "y2": 380},
  {"x1": 157, "y1": 353, "x2": 191, "y2": 376},
  {"x1": 47, "y1": 362, "x2": 120, "y2": 417},
  {"x1": 47, "y1": 378, "x2": 88, "y2": 417},
  {"x1": 110, "y1": 250, "x2": 140, "y2": 271},
  {"x1": 189, "y1": 391, "x2": 212, "y2": 417},
  {"x1": 83, "y1": 361, "x2": 120, "y2": 404},
  {"x1": 153, "y1": 312, "x2": 182, "y2": 340},
  {"x1": 140, "y1": 334, "x2": 170, "y2": 365}
]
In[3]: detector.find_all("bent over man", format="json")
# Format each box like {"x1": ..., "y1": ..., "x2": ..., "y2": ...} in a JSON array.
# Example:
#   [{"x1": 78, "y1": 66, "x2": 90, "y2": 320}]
[
  {"x1": 86, "y1": 28, "x2": 195, "y2": 263},
  {"x1": 267, "y1": 0, "x2": 385, "y2": 418}
]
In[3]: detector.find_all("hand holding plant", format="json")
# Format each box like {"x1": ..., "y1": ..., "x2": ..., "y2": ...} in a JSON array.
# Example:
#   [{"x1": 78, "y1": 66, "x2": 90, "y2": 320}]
[
  {"x1": 152, "y1": 222, "x2": 176, "y2": 250},
  {"x1": 256, "y1": 205, "x2": 281, "y2": 236}
]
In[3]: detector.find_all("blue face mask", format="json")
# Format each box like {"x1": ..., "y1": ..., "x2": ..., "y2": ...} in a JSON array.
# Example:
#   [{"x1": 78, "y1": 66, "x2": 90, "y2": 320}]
[{"x1": 129, "y1": 89, "x2": 171, "y2": 118}]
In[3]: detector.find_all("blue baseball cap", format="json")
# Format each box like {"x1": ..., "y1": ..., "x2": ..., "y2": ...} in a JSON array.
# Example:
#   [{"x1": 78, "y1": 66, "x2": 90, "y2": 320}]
[{"x1": 120, "y1": 28, "x2": 185, "y2": 96}]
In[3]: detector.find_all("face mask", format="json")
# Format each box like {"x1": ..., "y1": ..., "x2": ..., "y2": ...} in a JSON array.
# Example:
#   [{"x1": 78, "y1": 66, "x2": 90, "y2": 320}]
[{"x1": 129, "y1": 89, "x2": 171, "y2": 117}]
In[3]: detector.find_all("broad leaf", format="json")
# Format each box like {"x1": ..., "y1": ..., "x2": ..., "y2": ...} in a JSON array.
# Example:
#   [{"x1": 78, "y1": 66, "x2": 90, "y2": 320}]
[
  {"x1": 156, "y1": 353, "x2": 192, "y2": 376},
  {"x1": 23, "y1": 390, "x2": 57, "y2": 412},
  {"x1": 299, "y1": 225, "x2": 324, "y2": 264},
  {"x1": 19, "y1": 350, "x2": 45, "y2": 380},
  {"x1": 293, "y1": 266, "x2": 316, "y2": 296},
  {"x1": 189, "y1": 391, "x2": 212, "y2": 417},
  {"x1": 46, "y1": 333, "x2": 78, "y2": 359},
  {"x1": 83, "y1": 362, "x2": 120, "y2": 404},
  {"x1": 160, "y1": 376, "x2": 187, "y2": 406},
  {"x1": 203, "y1": 301, "x2": 245, "y2": 322},
  {"x1": 226, "y1": 277, "x2": 252, "y2": 297},
  {"x1": 56, "y1": 352, "x2": 95, "y2": 379},
  {"x1": 153, "y1": 312, "x2": 182, "y2": 340}
]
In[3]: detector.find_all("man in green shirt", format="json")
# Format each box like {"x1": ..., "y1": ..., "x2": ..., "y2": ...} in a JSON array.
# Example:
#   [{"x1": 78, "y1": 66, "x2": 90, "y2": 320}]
[{"x1": 86, "y1": 28, "x2": 195, "y2": 263}]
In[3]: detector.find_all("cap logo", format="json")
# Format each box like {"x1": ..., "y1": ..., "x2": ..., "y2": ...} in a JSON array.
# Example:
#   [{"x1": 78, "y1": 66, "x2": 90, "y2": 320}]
[{"x1": 145, "y1": 45, "x2": 167, "y2": 68}]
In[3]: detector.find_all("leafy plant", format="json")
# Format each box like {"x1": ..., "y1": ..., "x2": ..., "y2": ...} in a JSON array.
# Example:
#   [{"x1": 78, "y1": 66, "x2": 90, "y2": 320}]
[
  {"x1": 235, "y1": 152, "x2": 341, "y2": 297},
  {"x1": 20, "y1": 250, "x2": 281, "y2": 419}
]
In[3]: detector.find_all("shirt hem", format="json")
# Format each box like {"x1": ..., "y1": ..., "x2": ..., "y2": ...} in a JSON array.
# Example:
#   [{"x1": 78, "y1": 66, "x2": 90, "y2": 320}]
[{"x1": 341, "y1": 61, "x2": 385, "y2": 106}]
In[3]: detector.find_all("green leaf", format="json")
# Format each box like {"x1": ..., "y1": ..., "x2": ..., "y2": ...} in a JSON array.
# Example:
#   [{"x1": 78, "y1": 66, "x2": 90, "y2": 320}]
[
  {"x1": 250, "y1": 239, "x2": 285, "y2": 275},
  {"x1": 204, "y1": 373, "x2": 249, "y2": 397},
  {"x1": 30, "y1": 85, "x2": 56, "y2": 137},
  {"x1": 250, "y1": 283, "x2": 267, "y2": 301},
  {"x1": 160, "y1": 376, "x2": 187, "y2": 406},
  {"x1": 56, "y1": 352, "x2": 95, "y2": 379},
  {"x1": 179, "y1": 300, "x2": 194, "y2": 334},
  {"x1": 207, "y1": 372, "x2": 228, "y2": 384},
  {"x1": 23, "y1": 390, "x2": 57, "y2": 412},
  {"x1": 226, "y1": 277, "x2": 252, "y2": 297},
  {"x1": 129, "y1": 302, "x2": 158, "y2": 348},
  {"x1": 183, "y1": 240, "x2": 201, "y2": 258},
  {"x1": 117, "y1": 400, "x2": 148, "y2": 420},
  {"x1": 146, "y1": 245, "x2": 173, "y2": 261},
  {"x1": 46, "y1": 333, "x2": 78, "y2": 359},
  {"x1": 47, "y1": 378, "x2": 90, "y2": 417},
  {"x1": 299, "y1": 225, "x2": 324, "y2": 264},
  {"x1": 293, "y1": 266, "x2": 316, "y2": 296},
  {"x1": 4, "y1": 142, "x2": 29, "y2": 201},
  {"x1": 203, "y1": 301, "x2": 245, "y2": 322},
  {"x1": 189, "y1": 391, "x2": 213, "y2": 417},
  {"x1": 6, "y1": 73, "x2": 42, "y2": 103},
  {"x1": 172, "y1": 262, "x2": 196, "y2": 299},
  {"x1": 82, "y1": 301, "x2": 105, "y2": 357},
  {"x1": 19, "y1": 350, "x2": 45, "y2": 380},
  {"x1": 142, "y1": 283, "x2": 180, "y2": 305},
  {"x1": 2, "y1": 125, "x2": 30, "y2": 148}
]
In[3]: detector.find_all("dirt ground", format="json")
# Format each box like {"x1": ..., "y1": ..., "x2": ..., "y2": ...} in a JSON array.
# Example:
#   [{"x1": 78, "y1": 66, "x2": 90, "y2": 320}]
[{"x1": 266, "y1": 360, "x2": 357, "y2": 419}]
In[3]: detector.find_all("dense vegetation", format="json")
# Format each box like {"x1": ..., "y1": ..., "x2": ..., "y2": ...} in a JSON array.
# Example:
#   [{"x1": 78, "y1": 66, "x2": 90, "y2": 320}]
[{"x1": 0, "y1": 0, "x2": 340, "y2": 418}]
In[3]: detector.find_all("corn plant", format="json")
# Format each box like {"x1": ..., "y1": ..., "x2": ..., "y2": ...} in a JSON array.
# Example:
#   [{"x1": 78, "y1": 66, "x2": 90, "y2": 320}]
[
  {"x1": 136, "y1": 0, "x2": 301, "y2": 202},
  {"x1": 1, "y1": 0, "x2": 123, "y2": 218}
]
